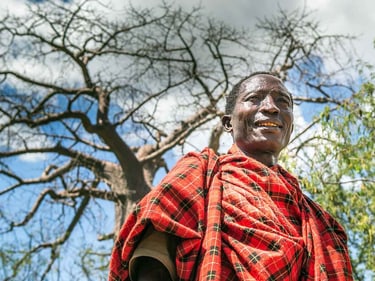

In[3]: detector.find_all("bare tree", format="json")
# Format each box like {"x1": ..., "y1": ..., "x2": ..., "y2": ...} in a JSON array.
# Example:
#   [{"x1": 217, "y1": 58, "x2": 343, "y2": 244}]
[{"x1": 0, "y1": 1, "x2": 364, "y2": 280}]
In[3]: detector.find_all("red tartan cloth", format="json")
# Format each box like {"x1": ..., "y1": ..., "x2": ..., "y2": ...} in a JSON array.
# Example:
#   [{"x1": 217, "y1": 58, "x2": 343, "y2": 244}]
[{"x1": 109, "y1": 145, "x2": 353, "y2": 281}]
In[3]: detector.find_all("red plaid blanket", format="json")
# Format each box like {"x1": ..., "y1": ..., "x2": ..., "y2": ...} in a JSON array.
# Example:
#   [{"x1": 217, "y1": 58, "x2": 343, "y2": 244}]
[{"x1": 109, "y1": 145, "x2": 353, "y2": 280}]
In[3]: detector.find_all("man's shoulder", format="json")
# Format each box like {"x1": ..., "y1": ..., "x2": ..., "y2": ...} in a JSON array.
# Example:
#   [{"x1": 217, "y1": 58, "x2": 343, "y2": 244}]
[
  {"x1": 172, "y1": 147, "x2": 222, "y2": 175},
  {"x1": 182, "y1": 147, "x2": 220, "y2": 162}
]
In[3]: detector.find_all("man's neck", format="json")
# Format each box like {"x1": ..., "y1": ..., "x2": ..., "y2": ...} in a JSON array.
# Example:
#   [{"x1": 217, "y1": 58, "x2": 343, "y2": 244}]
[{"x1": 246, "y1": 152, "x2": 278, "y2": 167}]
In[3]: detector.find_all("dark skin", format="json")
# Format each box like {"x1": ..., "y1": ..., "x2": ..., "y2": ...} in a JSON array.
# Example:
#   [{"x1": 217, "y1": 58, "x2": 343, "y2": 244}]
[
  {"x1": 222, "y1": 74, "x2": 293, "y2": 167},
  {"x1": 134, "y1": 74, "x2": 294, "y2": 280}
]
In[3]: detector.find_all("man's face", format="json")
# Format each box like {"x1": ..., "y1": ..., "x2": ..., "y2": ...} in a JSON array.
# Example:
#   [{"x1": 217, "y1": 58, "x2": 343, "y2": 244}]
[{"x1": 223, "y1": 74, "x2": 294, "y2": 159}]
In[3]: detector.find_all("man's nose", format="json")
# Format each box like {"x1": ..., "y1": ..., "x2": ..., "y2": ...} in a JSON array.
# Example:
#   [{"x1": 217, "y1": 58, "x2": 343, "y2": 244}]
[{"x1": 259, "y1": 95, "x2": 279, "y2": 114}]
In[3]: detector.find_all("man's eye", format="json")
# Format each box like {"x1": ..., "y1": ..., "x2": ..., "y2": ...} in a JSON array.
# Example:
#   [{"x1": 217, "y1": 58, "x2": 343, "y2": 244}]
[
  {"x1": 246, "y1": 95, "x2": 261, "y2": 102},
  {"x1": 277, "y1": 97, "x2": 291, "y2": 107}
]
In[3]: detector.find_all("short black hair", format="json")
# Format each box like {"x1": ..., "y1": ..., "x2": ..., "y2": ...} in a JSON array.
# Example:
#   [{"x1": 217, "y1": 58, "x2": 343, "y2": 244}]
[{"x1": 224, "y1": 71, "x2": 292, "y2": 114}]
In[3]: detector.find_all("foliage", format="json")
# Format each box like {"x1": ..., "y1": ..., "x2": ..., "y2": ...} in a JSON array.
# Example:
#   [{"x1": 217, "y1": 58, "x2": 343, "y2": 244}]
[{"x1": 288, "y1": 80, "x2": 375, "y2": 280}]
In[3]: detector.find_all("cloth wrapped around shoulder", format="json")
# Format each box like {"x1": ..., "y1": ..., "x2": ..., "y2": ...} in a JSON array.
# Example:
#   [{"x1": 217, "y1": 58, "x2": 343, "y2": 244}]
[{"x1": 109, "y1": 144, "x2": 353, "y2": 281}]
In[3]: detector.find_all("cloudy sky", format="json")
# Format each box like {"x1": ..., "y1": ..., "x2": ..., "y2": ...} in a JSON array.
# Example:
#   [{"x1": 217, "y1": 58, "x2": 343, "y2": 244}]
[
  {"x1": 1, "y1": 0, "x2": 373, "y2": 152},
  {"x1": 1, "y1": 0, "x2": 373, "y2": 156},
  {"x1": 125, "y1": 0, "x2": 375, "y2": 67},
  {"x1": 1, "y1": 0, "x2": 374, "y2": 65},
  {"x1": 1, "y1": 0, "x2": 374, "y2": 77}
]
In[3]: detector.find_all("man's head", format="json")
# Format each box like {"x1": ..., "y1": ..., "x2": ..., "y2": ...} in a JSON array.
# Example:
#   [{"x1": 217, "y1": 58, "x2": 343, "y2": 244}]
[{"x1": 222, "y1": 72, "x2": 294, "y2": 166}]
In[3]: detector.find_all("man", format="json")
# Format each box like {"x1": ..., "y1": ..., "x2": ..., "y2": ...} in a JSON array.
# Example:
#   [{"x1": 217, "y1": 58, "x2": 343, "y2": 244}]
[{"x1": 109, "y1": 72, "x2": 353, "y2": 280}]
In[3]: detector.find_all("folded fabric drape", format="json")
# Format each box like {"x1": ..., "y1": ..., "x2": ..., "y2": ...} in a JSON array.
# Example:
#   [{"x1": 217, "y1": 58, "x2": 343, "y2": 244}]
[{"x1": 109, "y1": 144, "x2": 353, "y2": 281}]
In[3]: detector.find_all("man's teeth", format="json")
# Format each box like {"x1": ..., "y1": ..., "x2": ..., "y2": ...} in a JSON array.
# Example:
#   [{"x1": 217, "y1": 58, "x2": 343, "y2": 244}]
[{"x1": 258, "y1": 122, "x2": 278, "y2": 127}]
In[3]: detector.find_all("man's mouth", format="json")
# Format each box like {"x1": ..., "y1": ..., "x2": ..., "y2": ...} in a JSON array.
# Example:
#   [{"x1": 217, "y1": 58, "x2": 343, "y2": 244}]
[{"x1": 256, "y1": 121, "x2": 281, "y2": 128}]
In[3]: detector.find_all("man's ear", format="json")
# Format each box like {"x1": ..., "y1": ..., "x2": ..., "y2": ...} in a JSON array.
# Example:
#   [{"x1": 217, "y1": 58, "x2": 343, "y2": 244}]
[{"x1": 221, "y1": 115, "x2": 233, "y2": 132}]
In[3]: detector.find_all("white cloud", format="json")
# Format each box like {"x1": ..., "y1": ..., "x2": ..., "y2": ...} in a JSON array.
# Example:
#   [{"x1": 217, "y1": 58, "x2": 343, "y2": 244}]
[
  {"x1": 304, "y1": 0, "x2": 375, "y2": 71},
  {"x1": 0, "y1": 121, "x2": 51, "y2": 163},
  {"x1": 19, "y1": 152, "x2": 48, "y2": 162},
  {"x1": 0, "y1": 0, "x2": 28, "y2": 17},
  {"x1": 2, "y1": 0, "x2": 374, "y2": 65}
]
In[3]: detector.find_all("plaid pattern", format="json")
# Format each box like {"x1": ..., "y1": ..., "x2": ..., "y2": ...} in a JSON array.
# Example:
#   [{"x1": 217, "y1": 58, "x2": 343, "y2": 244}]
[{"x1": 109, "y1": 145, "x2": 353, "y2": 281}]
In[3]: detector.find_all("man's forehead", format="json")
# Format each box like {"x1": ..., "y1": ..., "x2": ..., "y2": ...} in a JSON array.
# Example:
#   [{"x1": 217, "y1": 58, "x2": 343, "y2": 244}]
[
  {"x1": 242, "y1": 74, "x2": 292, "y2": 97},
  {"x1": 243, "y1": 74, "x2": 284, "y2": 87}
]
